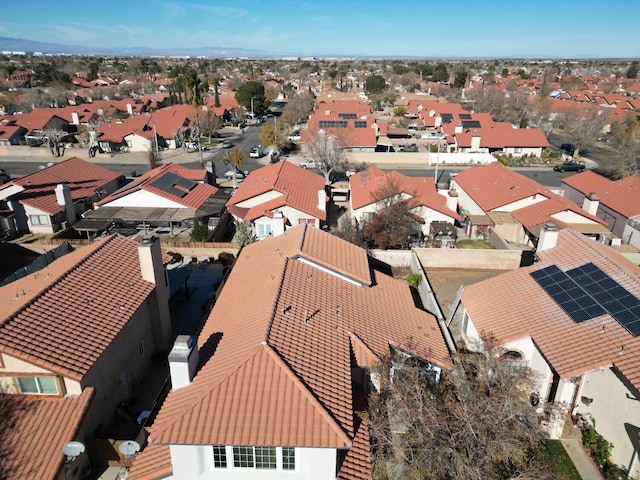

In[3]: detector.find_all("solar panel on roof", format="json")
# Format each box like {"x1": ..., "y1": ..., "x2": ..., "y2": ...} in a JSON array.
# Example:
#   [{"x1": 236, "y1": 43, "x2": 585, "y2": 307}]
[
  {"x1": 151, "y1": 173, "x2": 189, "y2": 198},
  {"x1": 459, "y1": 113, "x2": 472, "y2": 119},
  {"x1": 441, "y1": 113, "x2": 453, "y2": 123},
  {"x1": 462, "y1": 120, "x2": 482, "y2": 129},
  {"x1": 532, "y1": 262, "x2": 640, "y2": 335},
  {"x1": 174, "y1": 177, "x2": 197, "y2": 191}
]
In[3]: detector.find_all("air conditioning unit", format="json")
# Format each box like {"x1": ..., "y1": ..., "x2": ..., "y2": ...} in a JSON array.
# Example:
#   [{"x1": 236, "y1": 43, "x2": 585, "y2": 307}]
[
  {"x1": 610, "y1": 238, "x2": 622, "y2": 247},
  {"x1": 61, "y1": 221, "x2": 69, "y2": 230}
]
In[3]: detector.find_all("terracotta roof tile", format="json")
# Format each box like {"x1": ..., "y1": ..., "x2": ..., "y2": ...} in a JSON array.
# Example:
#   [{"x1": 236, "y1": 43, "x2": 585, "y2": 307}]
[
  {"x1": 0, "y1": 235, "x2": 155, "y2": 380},
  {"x1": 7, "y1": 157, "x2": 123, "y2": 214},
  {"x1": 562, "y1": 171, "x2": 640, "y2": 218},
  {"x1": 0, "y1": 388, "x2": 94, "y2": 480},
  {"x1": 226, "y1": 161, "x2": 326, "y2": 221},
  {"x1": 126, "y1": 444, "x2": 172, "y2": 480},
  {"x1": 453, "y1": 162, "x2": 554, "y2": 211},
  {"x1": 149, "y1": 225, "x2": 451, "y2": 463},
  {"x1": 462, "y1": 229, "x2": 640, "y2": 387}
]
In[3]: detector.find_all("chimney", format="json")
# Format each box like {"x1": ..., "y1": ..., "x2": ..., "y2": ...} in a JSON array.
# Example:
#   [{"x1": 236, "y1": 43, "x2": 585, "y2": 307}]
[
  {"x1": 71, "y1": 111, "x2": 80, "y2": 125},
  {"x1": 454, "y1": 124, "x2": 463, "y2": 134},
  {"x1": 126, "y1": 103, "x2": 133, "y2": 115},
  {"x1": 537, "y1": 222, "x2": 559, "y2": 252},
  {"x1": 138, "y1": 236, "x2": 172, "y2": 351},
  {"x1": 446, "y1": 189, "x2": 458, "y2": 212},
  {"x1": 55, "y1": 184, "x2": 76, "y2": 225},
  {"x1": 168, "y1": 335, "x2": 199, "y2": 390},
  {"x1": 318, "y1": 189, "x2": 327, "y2": 212},
  {"x1": 434, "y1": 115, "x2": 442, "y2": 127},
  {"x1": 471, "y1": 135, "x2": 481, "y2": 151},
  {"x1": 582, "y1": 192, "x2": 600, "y2": 216}
]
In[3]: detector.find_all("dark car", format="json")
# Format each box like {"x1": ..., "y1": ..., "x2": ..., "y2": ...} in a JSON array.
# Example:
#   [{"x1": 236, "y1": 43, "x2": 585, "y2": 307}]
[
  {"x1": 0, "y1": 168, "x2": 10, "y2": 184},
  {"x1": 553, "y1": 160, "x2": 586, "y2": 172}
]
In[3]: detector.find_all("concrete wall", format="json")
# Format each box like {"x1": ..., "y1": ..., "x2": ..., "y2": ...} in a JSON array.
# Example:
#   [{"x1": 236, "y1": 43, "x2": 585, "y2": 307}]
[
  {"x1": 415, "y1": 248, "x2": 522, "y2": 270},
  {"x1": 369, "y1": 249, "x2": 413, "y2": 267}
]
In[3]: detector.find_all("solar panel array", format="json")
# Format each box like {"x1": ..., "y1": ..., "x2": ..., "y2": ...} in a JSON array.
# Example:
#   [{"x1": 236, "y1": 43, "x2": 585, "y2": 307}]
[
  {"x1": 462, "y1": 120, "x2": 482, "y2": 129},
  {"x1": 459, "y1": 113, "x2": 472, "y2": 119},
  {"x1": 151, "y1": 173, "x2": 196, "y2": 199},
  {"x1": 531, "y1": 263, "x2": 640, "y2": 336}
]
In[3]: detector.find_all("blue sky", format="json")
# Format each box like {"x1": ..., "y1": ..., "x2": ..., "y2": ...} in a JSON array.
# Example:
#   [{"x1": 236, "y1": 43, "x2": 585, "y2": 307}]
[{"x1": 1, "y1": 0, "x2": 639, "y2": 58}]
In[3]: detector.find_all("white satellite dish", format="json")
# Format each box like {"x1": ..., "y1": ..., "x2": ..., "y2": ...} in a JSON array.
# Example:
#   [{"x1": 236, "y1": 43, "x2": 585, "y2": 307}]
[
  {"x1": 63, "y1": 441, "x2": 85, "y2": 461},
  {"x1": 118, "y1": 440, "x2": 141, "y2": 458}
]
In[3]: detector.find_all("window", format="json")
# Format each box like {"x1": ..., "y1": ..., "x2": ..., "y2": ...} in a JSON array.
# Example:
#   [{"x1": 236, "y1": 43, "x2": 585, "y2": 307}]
[
  {"x1": 298, "y1": 218, "x2": 316, "y2": 227},
  {"x1": 29, "y1": 215, "x2": 49, "y2": 225},
  {"x1": 257, "y1": 223, "x2": 272, "y2": 239},
  {"x1": 255, "y1": 446, "x2": 276, "y2": 469},
  {"x1": 212, "y1": 446, "x2": 227, "y2": 468},
  {"x1": 16, "y1": 376, "x2": 59, "y2": 395},
  {"x1": 363, "y1": 212, "x2": 375, "y2": 222},
  {"x1": 282, "y1": 447, "x2": 296, "y2": 470},
  {"x1": 233, "y1": 446, "x2": 254, "y2": 468}
]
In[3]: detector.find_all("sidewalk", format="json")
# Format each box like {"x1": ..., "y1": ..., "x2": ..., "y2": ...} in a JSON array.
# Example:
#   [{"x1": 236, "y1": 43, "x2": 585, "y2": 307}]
[{"x1": 560, "y1": 438, "x2": 603, "y2": 479}]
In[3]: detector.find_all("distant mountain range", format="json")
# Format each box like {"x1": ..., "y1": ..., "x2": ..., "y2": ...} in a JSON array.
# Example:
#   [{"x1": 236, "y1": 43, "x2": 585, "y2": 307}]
[{"x1": 0, "y1": 36, "x2": 279, "y2": 58}]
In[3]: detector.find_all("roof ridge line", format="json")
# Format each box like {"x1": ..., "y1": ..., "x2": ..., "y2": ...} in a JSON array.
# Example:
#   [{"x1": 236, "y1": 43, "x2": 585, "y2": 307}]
[
  {"x1": 262, "y1": 343, "x2": 353, "y2": 447},
  {"x1": 264, "y1": 257, "x2": 289, "y2": 343}
]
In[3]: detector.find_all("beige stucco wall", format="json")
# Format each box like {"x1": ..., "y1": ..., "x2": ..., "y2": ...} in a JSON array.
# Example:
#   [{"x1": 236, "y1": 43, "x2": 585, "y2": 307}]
[
  {"x1": 579, "y1": 367, "x2": 640, "y2": 477},
  {"x1": 0, "y1": 352, "x2": 82, "y2": 395},
  {"x1": 415, "y1": 248, "x2": 522, "y2": 270}
]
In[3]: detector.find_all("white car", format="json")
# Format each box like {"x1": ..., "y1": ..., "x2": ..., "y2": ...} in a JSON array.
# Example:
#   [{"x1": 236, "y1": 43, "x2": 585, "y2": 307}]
[
  {"x1": 300, "y1": 159, "x2": 318, "y2": 169},
  {"x1": 224, "y1": 168, "x2": 248, "y2": 179},
  {"x1": 249, "y1": 147, "x2": 262, "y2": 158}
]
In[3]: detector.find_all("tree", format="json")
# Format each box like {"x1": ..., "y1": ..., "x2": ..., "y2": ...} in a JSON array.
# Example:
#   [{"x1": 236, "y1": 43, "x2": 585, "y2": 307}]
[
  {"x1": 609, "y1": 115, "x2": 640, "y2": 175},
  {"x1": 235, "y1": 220, "x2": 257, "y2": 249},
  {"x1": 222, "y1": 148, "x2": 244, "y2": 189},
  {"x1": 361, "y1": 176, "x2": 422, "y2": 249},
  {"x1": 303, "y1": 129, "x2": 350, "y2": 185},
  {"x1": 453, "y1": 69, "x2": 468, "y2": 89},
  {"x1": 190, "y1": 224, "x2": 210, "y2": 242},
  {"x1": 432, "y1": 63, "x2": 450, "y2": 83},
  {"x1": 330, "y1": 212, "x2": 367, "y2": 248},
  {"x1": 365, "y1": 75, "x2": 387, "y2": 95},
  {"x1": 259, "y1": 122, "x2": 289, "y2": 155},
  {"x1": 626, "y1": 61, "x2": 639, "y2": 79},
  {"x1": 179, "y1": 69, "x2": 209, "y2": 166},
  {"x1": 561, "y1": 106, "x2": 609, "y2": 159},
  {"x1": 364, "y1": 337, "x2": 554, "y2": 480},
  {"x1": 235, "y1": 80, "x2": 267, "y2": 113}
]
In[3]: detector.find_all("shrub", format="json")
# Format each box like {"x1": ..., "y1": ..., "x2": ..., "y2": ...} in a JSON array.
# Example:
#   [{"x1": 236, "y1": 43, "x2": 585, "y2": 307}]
[
  {"x1": 407, "y1": 273, "x2": 422, "y2": 288},
  {"x1": 190, "y1": 224, "x2": 210, "y2": 242}
]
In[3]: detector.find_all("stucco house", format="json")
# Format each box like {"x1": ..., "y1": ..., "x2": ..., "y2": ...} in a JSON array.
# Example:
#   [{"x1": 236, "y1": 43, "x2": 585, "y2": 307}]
[
  {"x1": 449, "y1": 224, "x2": 640, "y2": 477},
  {"x1": 81, "y1": 163, "x2": 224, "y2": 236},
  {"x1": 451, "y1": 162, "x2": 610, "y2": 246},
  {"x1": 349, "y1": 166, "x2": 460, "y2": 235},
  {"x1": 225, "y1": 160, "x2": 327, "y2": 240},
  {"x1": 128, "y1": 224, "x2": 452, "y2": 480},
  {"x1": 0, "y1": 157, "x2": 125, "y2": 235},
  {"x1": 0, "y1": 234, "x2": 172, "y2": 480},
  {"x1": 562, "y1": 171, "x2": 640, "y2": 248}
]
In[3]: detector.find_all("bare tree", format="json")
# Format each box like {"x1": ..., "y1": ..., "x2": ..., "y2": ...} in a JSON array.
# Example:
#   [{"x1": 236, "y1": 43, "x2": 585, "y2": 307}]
[
  {"x1": 560, "y1": 106, "x2": 609, "y2": 159},
  {"x1": 609, "y1": 114, "x2": 640, "y2": 175},
  {"x1": 222, "y1": 148, "x2": 244, "y2": 189},
  {"x1": 303, "y1": 129, "x2": 350, "y2": 184},
  {"x1": 361, "y1": 175, "x2": 422, "y2": 249},
  {"x1": 364, "y1": 337, "x2": 553, "y2": 480}
]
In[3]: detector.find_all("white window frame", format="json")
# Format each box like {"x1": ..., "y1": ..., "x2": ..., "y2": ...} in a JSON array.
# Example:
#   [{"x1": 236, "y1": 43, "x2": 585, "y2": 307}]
[
  {"x1": 211, "y1": 446, "x2": 296, "y2": 472},
  {"x1": 16, "y1": 376, "x2": 59, "y2": 395},
  {"x1": 29, "y1": 214, "x2": 49, "y2": 225}
]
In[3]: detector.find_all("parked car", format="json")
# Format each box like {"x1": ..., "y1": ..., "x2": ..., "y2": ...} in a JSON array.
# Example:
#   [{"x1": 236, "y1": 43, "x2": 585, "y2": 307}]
[
  {"x1": 288, "y1": 131, "x2": 301, "y2": 143},
  {"x1": 553, "y1": 160, "x2": 585, "y2": 172},
  {"x1": 300, "y1": 159, "x2": 319, "y2": 169},
  {"x1": 224, "y1": 167, "x2": 249, "y2": 179},
  {"x1": 0, "y1": 168, "x2": 10, "y2": 184},
  {"x1": 221, "y1": 140, "x2": 235, "y2": 149},
  {"x1": 249, "y1": 146, "x2": 263, "y2": 158}
]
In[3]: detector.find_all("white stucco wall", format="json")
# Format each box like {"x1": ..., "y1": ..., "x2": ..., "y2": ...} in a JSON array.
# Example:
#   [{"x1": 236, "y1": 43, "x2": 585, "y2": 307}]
[
  {"x1": 168, "y1": 445, "x2": 338, "y2": 480},
  {"x1": 101, "y1": 189, "x2": 186, "y2": 208},
  {"x1": 235, "y1": 190, "x2": 284, "y2": 209},
  {"x1": 579, "y1": 367, "x2": 640, "y2": 477}
]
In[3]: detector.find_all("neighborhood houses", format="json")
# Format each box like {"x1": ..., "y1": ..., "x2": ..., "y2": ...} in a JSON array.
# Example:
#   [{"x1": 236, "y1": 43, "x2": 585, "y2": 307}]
[{"x1": 0, "y1": 50, "x2": 639, "y2": 480}]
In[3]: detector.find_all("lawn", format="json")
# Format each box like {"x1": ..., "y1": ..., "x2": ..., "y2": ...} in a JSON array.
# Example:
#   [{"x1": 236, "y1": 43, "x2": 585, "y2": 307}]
[
  {"x1": 455, "y1": 239, "x2": 494, "y2": 249},
  {"x1": 543, "y1": 440, "x2": 582, "y2": 479}
]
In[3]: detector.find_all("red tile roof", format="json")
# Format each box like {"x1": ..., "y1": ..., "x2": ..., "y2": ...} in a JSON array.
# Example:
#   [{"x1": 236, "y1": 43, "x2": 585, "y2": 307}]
[
  {"x1": 453, "y1": 162, "x2": 554, "y2": 211},
  {"x1": 349, "y1": 167, "x2": 460, "y2": 220},
  {"x1": 462, "y1": 229, "x2": 640, "y2": 387},
  {"x1": 97, "y1": 115, "x2": 151, "y2": 142},
  {"x1": 562, "y1": 171, "x2": 640, "y2": 218},
  {"x1": 126, "y1": 444, "x2": 172, "y2": 480},
  {"x1": 0, "y1": 388, "x2": 94, "y2": 480},
  {"x1": 96, "y1": 163, "x2": 217, "y2": 210},
  {"x1": 0, "y1": 235, "x2": 155, "y2": 381},
  {"x1": 10, "y1": 109, "x2": 68, "y2": 132},
  {"x1": 511, "y1": 196, "x2": 606, "y2": 229},
  {"x1": 226, "y1": 160, "x2": 327, "y2": 222},
  {"x1": 8, "y1": 157, "x2": 123, "y2": 214},
  {"x1": 148, "y1": 225, "x2": 452, "y2": 471}
]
